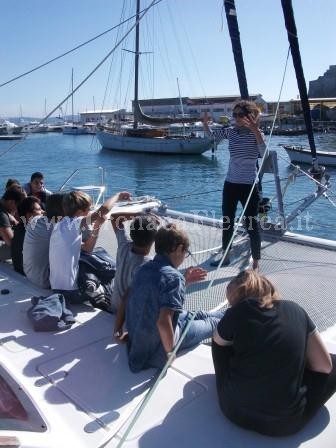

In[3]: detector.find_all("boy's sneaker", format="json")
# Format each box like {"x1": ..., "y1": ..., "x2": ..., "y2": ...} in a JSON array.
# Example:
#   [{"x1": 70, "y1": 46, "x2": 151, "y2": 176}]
[{"x1": 210, "y1": 251, "x2": 230, "y2": 267}]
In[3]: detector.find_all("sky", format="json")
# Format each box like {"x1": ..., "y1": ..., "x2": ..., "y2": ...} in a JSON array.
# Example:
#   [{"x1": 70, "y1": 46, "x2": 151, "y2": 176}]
[{"x1": 0, "y1": 0, "x2": 335, "y2": 117}]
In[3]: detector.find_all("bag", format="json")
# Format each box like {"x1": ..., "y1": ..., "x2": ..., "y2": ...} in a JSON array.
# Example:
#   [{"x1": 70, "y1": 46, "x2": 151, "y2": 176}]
[
  {"x1": 79, "y1": 247, "x2": 116, "y2": 282},
  {"x1": 27, "y1": 294, "x2": 75, "y2": 332}
]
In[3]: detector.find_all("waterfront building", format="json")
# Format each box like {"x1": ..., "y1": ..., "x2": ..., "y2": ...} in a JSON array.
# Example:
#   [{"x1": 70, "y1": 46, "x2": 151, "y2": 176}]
[
  {"x1": 136, "y1": 94, "x2": 266, "y2": 122},
  {"x1": 79, "y1": 108, "x2": 130, "y2": 123}
]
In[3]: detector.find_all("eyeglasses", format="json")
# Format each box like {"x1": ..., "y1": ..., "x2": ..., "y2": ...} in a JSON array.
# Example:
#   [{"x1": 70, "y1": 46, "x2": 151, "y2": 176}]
[
  {"x1": 232, "y1": 111, "x2": 246, "y2": 118},
  {"x1": 185, "y1": 249, "x2": 192, "y2": 258}
]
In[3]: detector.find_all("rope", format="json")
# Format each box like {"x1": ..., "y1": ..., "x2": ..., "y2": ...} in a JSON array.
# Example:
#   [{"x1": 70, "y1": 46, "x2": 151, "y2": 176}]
[
  {"x1": 0, "y1": 0, "x2": 161, "y2": 161},
  {"x1": 161, "y1": 188, "x2": 222, "y2": 201},
  {"x1": 115, "y1": 45, "x2": 293, "y2": 448},
  {"x1": 325, "y1": 194, "x2": 336, "y2": 209},
  {"x1": 0, "y1": 1, "x2": 163, "y2": 89},
  {"x1": 0, "y1": 134, "x2": 28, "y2": 158},
  {"x1": 277, "y1": 151, "x2": 336, "y2": 198}
]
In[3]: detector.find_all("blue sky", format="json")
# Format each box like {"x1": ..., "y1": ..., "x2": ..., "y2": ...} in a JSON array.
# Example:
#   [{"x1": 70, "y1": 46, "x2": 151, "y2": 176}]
[{"x1": 0, "y1": 0, "x2": 335, "y2": 117}]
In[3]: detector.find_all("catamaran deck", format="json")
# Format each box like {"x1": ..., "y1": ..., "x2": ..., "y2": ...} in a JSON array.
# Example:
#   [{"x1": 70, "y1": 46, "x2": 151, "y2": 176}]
[{"x1": 0, "y1": 213, "x2": 335, "y2": 447}]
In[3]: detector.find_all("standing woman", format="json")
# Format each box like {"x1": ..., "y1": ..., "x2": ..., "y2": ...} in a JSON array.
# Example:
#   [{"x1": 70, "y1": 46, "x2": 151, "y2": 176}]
[
  {"x1": 212, "y1": 270, "x2": 336, "y2": 436},
  {"x1": 210, "y1": 100, "x2": 267, "y2": 270}
]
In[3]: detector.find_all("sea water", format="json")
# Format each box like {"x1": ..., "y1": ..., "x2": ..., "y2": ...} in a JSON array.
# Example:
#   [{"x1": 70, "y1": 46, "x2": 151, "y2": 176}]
[{"x1": 0, "y1": 132, "x2": 335, "y2": 240}]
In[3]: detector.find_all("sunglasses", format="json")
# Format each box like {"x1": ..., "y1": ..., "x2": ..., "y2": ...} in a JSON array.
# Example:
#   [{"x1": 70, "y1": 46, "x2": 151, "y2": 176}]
[
  {"x1": 232, "y1": 111, "x2": 247, "y2": 118},
  {"x1": 185, "y1": 249, "x2": 192, "y2": 258}
]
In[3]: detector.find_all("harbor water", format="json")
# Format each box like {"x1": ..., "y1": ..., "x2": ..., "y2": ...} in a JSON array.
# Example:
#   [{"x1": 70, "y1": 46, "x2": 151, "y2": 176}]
[{"x1": 0, "y1": 132, "x2": 336, "y2": 240}]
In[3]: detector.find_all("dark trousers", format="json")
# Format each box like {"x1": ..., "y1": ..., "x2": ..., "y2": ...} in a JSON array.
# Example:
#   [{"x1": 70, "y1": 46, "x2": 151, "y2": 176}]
[
  {"x1": 212, "y1": 341, "x2": 336, "y2": 436},
  {"x1": 222, "y1": 181, "x2": 261, "y2": 260}
]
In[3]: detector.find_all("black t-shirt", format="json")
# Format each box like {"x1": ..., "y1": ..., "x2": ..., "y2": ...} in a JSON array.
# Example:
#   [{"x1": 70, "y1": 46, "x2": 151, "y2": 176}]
[
  {"x1": 217, "y1": 298, "x2": 316, "y2": 419},
  {"x1": 0, "y1": 205, "x2": 11, "y2": 242},
  {"x1": 11, "y1": 222, "x2": 26, "y2": 275},
  {"x1": 0, "y1": 205, "x2": 11, "y2": 229}
]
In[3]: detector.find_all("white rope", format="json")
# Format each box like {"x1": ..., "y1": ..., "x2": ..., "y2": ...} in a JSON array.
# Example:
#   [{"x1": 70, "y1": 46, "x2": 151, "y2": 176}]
[
  {"x1": 277, "y1": 151, "x2": 336, "y2": 198},
  {"x1": 114, "y1": 45, "x2": 292, "y2": 448},
  {"x1": 0, "y1": 0, "x2": 160, "y2": 160}
]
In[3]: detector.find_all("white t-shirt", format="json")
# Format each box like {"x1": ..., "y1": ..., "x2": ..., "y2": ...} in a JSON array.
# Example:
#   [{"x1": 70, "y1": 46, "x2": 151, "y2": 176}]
[{"x1": 49, "y1": 216, "x2": 83, "y2": 291}]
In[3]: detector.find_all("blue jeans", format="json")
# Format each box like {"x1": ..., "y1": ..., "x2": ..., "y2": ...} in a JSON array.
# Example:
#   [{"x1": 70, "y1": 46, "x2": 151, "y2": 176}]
[{"x1": 176, "y1": 309, "x2": 224, "y2": 351}]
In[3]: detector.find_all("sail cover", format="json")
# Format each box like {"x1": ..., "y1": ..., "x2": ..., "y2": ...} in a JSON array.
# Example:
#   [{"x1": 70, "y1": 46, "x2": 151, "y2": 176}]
[
  {"x1": 134, "y1": 101, "x2": 200, "y2": 126},
  {"x1": 223, "y1": 0, "x2": 249, "y2": 100}
]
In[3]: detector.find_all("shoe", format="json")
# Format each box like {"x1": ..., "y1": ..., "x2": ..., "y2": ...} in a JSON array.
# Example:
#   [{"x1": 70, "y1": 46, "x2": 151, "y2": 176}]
[{"x1": 210, "y1": 252, "x2": 231, "y2": 267}]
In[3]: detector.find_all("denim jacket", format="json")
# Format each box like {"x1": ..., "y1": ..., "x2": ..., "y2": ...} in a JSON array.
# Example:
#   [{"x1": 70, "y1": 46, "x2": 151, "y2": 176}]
[{"x1": 126, "y1": 254, "x2": 185, "y2": 372}]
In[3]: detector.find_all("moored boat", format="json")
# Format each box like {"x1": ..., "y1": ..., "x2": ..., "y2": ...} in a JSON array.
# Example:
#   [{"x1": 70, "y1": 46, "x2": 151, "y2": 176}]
[
  {"x1": 96, "y1": 0, "x2": 214, "y2": 156},
  {"x1": 283, "y1": 145, "x2": 336, "y2": 166}
]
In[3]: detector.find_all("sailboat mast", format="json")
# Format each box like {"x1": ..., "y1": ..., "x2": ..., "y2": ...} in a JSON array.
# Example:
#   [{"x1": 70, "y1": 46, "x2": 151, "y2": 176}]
[
  {"x1": 280, "y1": 0, "x2": 317, "y2": 164},
  {"x1": 223, "y1": 0, "x2": 249, "y2": 99},
  {"x1": 71, "y1": 68, "x2": 74, "y2": 124},
  {"x1": 134, "y1": 0, "x2": 140, "y2": 129}
]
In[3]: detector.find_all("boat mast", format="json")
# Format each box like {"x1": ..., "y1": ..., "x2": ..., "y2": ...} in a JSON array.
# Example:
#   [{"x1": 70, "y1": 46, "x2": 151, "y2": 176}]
[
  {"x1": 71, "y1": 68, "x2": 74, "y2": 125},
  {"x1": 280, "y1": 0, "x2": 318, "y2": 169},
  {"x1": 223, "y1": 0, "x2": 249, "y2": 99},
  {"x1": 134, "y1": 0, "x2": 140, "y2": 129}
]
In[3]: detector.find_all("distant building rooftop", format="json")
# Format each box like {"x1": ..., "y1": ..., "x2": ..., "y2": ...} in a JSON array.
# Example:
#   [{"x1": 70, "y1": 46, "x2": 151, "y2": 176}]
[
  {"x1": 138, "y1": 94, "x2": 263, "y2": 107},
  {"x1": 79, "y1": 109, "x2": 126, "y2": 115}
]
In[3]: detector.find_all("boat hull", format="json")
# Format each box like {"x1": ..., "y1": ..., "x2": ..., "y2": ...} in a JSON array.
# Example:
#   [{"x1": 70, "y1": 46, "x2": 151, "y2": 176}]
[
  {"x1": 63, "y1": 126, "x2": 89, "y2": 135},
  {"x1": 283, "y1": 145, "x2": 336, "y2": 167},
  {"x1": 96, "y1": 130, "x2": 213, "y2": 154}
]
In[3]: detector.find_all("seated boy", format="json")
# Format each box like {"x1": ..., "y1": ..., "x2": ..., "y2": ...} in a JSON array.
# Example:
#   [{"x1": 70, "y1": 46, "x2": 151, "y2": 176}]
[
  {"x1": 0, "y1": 189, "x2": 26, "y2": 261},
  {"x1": 49, "y1": 190, "x2": 130, "y2": 304},
  {"x1": 23, "y1": 172, "x2": 52, "y2": 208},
  {"x1": 111, "y1": 214, "x2": 159, "y2": 338},
  {"x1": 23, "y1": 193, "x2": 64, "y2": 288},
  {"x1": 11, "y1": 196, "x2": 43, "y2": 274},
  {"x1": 126, "y1": 223, "x2": 224, "y2": 372}
]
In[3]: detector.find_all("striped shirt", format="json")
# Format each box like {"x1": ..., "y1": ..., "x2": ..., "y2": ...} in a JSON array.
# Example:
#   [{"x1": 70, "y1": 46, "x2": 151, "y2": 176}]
[{"x1": 221, "y1": 127, "x2": 267, "y2": 185}]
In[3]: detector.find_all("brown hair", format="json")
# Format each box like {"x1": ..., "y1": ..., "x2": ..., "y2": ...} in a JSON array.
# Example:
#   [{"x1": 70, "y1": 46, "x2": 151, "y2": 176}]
[
  {"x1": 17, "y1": 196, "x2": 41, "y2": 218},
  {"x1": 129, "y1": 215, "x2": 158, "y2": 247},
  {"x1": 62, "y1": 191, "x2": 92, "y2": 217},
  {"x1": 155, "y1": 223, "x2": 190, "y2": 255},
  {"x1": 46, "y1": 193, "x2": 65, "y2": 221},
  {"x1": 227, "y1": 270, "x2": 280, "y2": 308},
  {"x1": 233, "y1": 100, "x2": 260, "y2": 119}
]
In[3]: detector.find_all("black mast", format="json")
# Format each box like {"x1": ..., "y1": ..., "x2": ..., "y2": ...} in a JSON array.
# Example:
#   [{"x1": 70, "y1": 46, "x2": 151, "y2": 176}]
[
  {"x1": 223, "y1": 0, "x2": 249, "y2": 99},
  {"x1": 134, "y1": 0, "x2": 140, "y2": 129},
  {"x1": 280, "y1": 0, "x2": 317, "y2": 165}
]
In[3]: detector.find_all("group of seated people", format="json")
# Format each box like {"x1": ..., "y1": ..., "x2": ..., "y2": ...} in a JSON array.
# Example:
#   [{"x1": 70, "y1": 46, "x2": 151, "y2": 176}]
[{"x1": 0, "y1": 174, "x2": 336, "y2": 437}]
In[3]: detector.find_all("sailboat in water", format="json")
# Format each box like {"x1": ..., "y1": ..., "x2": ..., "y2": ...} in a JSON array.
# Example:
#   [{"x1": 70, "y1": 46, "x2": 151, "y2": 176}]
[
  {"x1": 96, "y1": 0, "x2": 214, "y2": 155},
  {"x1": 63, "y1": 69, "x2": 89, "y2": 135}
]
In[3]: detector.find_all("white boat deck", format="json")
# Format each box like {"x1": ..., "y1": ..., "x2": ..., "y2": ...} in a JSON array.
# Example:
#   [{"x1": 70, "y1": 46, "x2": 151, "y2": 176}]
[{"x1": 0, "y1": 215, "x2": 335, "y2": 447}]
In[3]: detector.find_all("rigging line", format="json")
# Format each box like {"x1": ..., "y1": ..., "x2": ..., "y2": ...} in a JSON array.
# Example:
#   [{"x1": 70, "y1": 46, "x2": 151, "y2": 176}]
[
  {"x1": 0, "y1": 0, "x2": 163, "y2": 89},
  {"x1": 0, "y1": 0, "x2": 159, "y2": 160},
  {"x1": 325, "y1": 194, "x2": 336, "y2": 209},
  {"x1": 0, "y1": 134, "x2": 28, "y2": 158},
  {"x1": 277, "y1": 151, "x2": 336, "y2": 197},
  {"x1": 100, "y1": 0, "x2": 129, "y2": 113},
  {"x1": 116, "y1": 44, "x2": 293, "y2": 448},
  {"x1": 283, "y1": 195, "x2": 317, "y2": 208},
  {"x1": 166, "y1": 0, "x2": 196, "y2": 94},
  {"x1": 156, "y1": 6, "x2": 177, "y2": 92},
  {"x1": 173, "y1": 0, "x2": 207, "y2": 99},
  {"x1": 161, "y1": 188, "x2": 222, "y2": 201}
]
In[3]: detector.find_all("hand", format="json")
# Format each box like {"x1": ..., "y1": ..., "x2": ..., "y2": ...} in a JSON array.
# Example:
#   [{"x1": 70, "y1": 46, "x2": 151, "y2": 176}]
[
  {"x1": 241, "y1": 114, "x2": 259, "y2": 133},
  {"x1": 185, "y1": 266, "x2": 207, "y2": 285},
  {"x1": 8, "y1": 213, "x2": 19, "y2": 226},
  {"x1": 113, "y1": 329, "x2": 129, "y2": 343},
  {"x1": 117, "y1": 191, "x2": 131, "y2": 201}
]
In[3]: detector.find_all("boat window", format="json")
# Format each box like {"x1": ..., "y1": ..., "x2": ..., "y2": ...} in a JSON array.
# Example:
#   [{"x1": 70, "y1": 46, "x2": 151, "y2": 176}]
[{"x1": 0, "y1": 368, "x2": 47, "y2": 432}]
